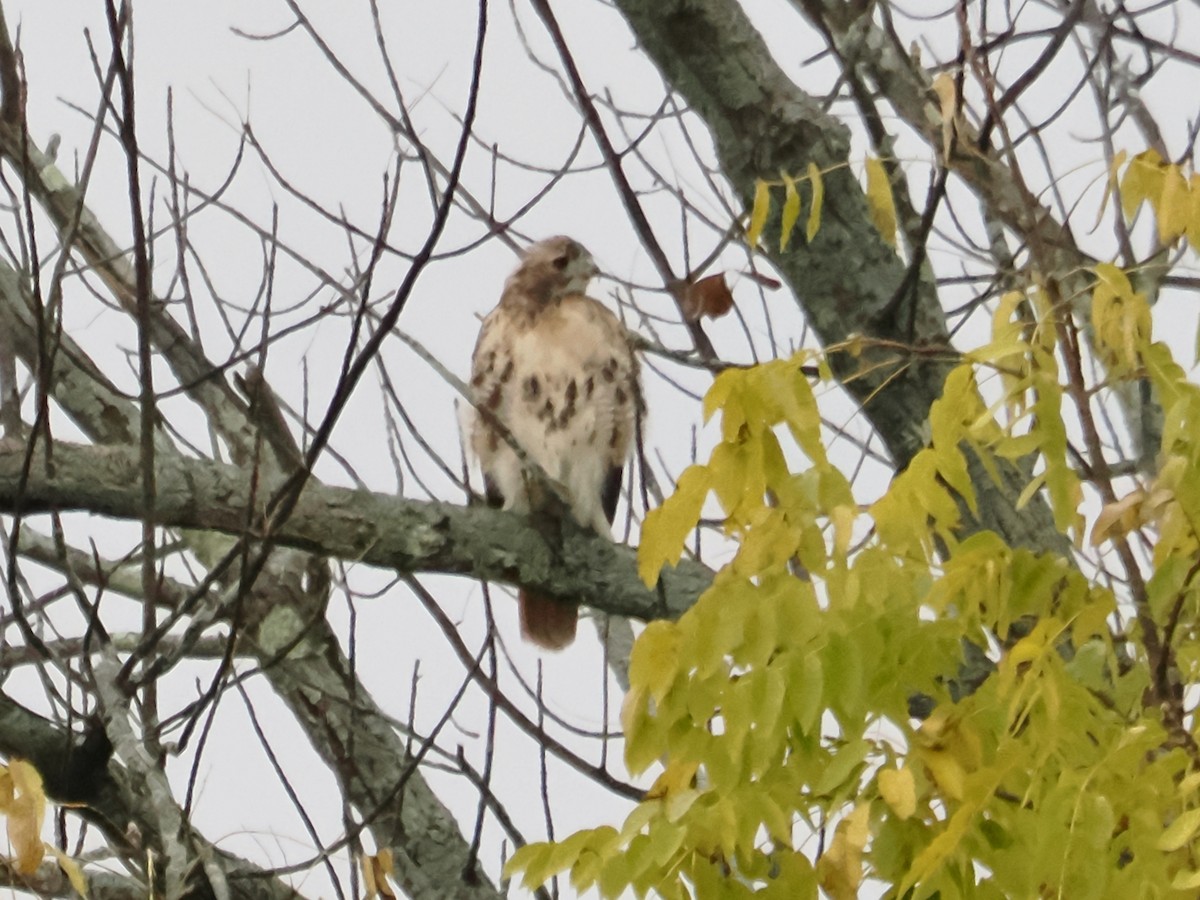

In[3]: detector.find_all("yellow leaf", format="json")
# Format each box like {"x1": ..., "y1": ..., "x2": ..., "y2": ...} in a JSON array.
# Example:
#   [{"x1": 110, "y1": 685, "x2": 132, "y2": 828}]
[
  {"x1": 361, "y1": 852, "x2": 397, "y2": 899},
  {"x1": 504, "y1": 841, "x2": 555, "y2": 887},
  {"x1": 375, "y1": 850, "x2": 397, "y2": 899},
  {"x1": 816, "y1": 804, "x2": 870, "y2": 900},
  {"x1": 932, "y1": 72, "x2": 957, "y2": 161},
  {"x1": 1092, "y1": 263, "x2": 1150, "y2": 374},
  {"x1": 1159, "y1": 807, "x2": 1200, "y2": 851},
  {"x1": 1015, "y1": 472, "x2": 1045, "y2": 511},
  {"x1": 922, "y1": 748, "x2": 965, "y2": 801},
  {"x1": 901, "y1": 800, "x2": 977, "y2": 892},
  {"x1": 830, "y1": 504, "x2": 855, "y2": 558},
  {"x1": 990, "y1": 290, "x2": 1027, "y2": 343},
  {"x1": 747, "y1": 180, "x2": 771, "y2": 247},
  {"x1": 566, "y1": 835, "x2": 614, "y2": 892},
  {"x1": 1188, "y1": 173, "x2": 1200, "y2": 253},
  {"x1": 1159, "y1": 164, "x2": 1190, "y2": 243},
  {"x1": 915, "y1": 708, "x2": 981, "y2": 801},
  {"x1": 878, "y1": 766, "x2": 917, "y2": 819},
  {"x1": 1090, "y1": 490, "x2": 1145, "y2": 546},
  {"x1": 780, "y1": 172, "x2": 801, "y2": 251},
  {"x1": 865, "y1": 157, "x2": 898, "y2": 247},
  {"x1": 664, "y1": 787, "x2": 700, "y2": 823},
  {"x1": 7, "y1": 759, "x2": 46, "y2": 875},
  {"x1": 638, "y1": 464, "x2": 711, "y2": 586},
  {"x1": 1120, "y1": 149, "x2": 1164, "y2": 220},
  {"x1": 0, "y1": 766, "x2": 13, "y2": 810},
  {"x1": 46, "y1": 845, "x2": 89, "y2": 899},
  {"x1": 806, "y1": 162, "x2": 824, "y2": 242},
  {"x1": 1093, "y1": 261, "x2": 1134, "y2": 299},
  {"x1": 1179, "y1": 770, "x2": 1200, "y2": 798},
  {"x1": 618, "y1": 800, "x2": 658, "y2": 842},
  {"x1": 629, "y1": 621, "x2": 681, "y2": 704},
  {"x1": 844, "y1": 801, "x2": 870, "y2": 847},
  {"x1": 361, "y1": 854, "x2": 377, "y2": 900},
  {"x1": 568, "y1": 827, "x2": 620, "y2": 892},
  {"x1": 620, "y1": 686, "x2": 660, "y2": 773},
  {"x1": 644, "y1": 759, "x2": 699, "y2": 802},
  {"x1": 1173, "y1": 869, "x2": 1200, "y2": 890},
  {"x1": 1095, "y1": 149, "x2": 1126, "y2": 226}
]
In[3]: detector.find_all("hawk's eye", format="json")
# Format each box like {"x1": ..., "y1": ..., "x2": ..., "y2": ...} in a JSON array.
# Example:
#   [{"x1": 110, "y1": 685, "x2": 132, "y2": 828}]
[{"x1": 552, "y1": 254, "x2": 570, "y2": 271}]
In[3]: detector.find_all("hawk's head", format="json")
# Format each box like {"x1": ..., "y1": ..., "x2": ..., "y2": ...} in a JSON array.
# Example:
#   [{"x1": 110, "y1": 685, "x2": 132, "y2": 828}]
[{"x1": 504, "y1": 236, "x2": 599, "y2": 307}]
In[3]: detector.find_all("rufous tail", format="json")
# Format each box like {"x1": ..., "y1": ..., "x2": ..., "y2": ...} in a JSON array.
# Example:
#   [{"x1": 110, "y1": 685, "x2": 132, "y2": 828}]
[{"x1": 519, "y1": 589, "x2": 577, "y2": 650}]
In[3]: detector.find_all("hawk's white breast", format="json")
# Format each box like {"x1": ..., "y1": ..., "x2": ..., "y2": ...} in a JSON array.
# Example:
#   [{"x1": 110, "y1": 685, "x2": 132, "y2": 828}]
[{"x1": 470, "y1": 294, "x2": 636, "y2": 534}]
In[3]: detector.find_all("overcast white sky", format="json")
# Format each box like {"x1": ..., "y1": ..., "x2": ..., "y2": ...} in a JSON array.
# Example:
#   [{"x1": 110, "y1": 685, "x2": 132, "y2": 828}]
[{"x1": 3, "y1": 0, "x2": 1198, "y2": 896}]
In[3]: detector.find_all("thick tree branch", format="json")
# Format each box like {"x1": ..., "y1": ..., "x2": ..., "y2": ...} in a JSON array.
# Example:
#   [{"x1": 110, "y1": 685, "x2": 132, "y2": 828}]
[
  {"x1": 0, "y1": 861, "x2": 146, "y2": 900},
  {"x1": 0, "y1": 441, "x2": 710, "y2": 624},
  {"x1": 0, "y1": 436, "x2": 697, "y2": 896}
]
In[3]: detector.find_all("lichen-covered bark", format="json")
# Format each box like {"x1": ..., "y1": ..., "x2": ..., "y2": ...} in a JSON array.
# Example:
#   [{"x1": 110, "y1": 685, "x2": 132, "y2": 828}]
[
  {"x1": 0, "y1": 695, "x2": 304, "y2": 900},
  {"x1": 246, "y1": 605, "x2": 503, "y2": 899},
  {"x1": 614, "y1": 0, "x2": 948, "y2": 461}
]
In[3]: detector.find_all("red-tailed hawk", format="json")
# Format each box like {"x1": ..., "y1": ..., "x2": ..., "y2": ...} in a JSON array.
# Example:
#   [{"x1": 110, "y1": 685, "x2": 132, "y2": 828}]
[{"x1": 470, "y1": 236, "x2": 638, "y2": 649}]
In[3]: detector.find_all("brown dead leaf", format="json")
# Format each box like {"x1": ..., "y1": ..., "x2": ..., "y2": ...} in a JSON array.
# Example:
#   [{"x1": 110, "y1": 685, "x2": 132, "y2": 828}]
[{"x1": 681, "y1": 273, "x2": 735, "y2": 321}]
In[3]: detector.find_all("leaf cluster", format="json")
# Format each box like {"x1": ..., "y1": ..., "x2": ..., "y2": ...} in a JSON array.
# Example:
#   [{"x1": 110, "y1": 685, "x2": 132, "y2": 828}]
[
  {"x1": 507, "y1": 150, "x2": 1200, "y2": 898},
  {"x1": 746, "y1": 158, "x2": 897, "y2": 252}
]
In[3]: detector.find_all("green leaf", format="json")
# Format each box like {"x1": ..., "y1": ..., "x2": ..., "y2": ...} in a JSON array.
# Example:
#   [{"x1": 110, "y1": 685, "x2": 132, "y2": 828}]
[
  {"x1": 788, "y1": 650, "x2": 824, "y2": 735},
  {"x1": 1119, "y1": 148, "x2": 1164, "y2": 220},
  {"x1": 979, "y1": 817, "x2": 1013, "y2": 849},
  {"x1": 504, "y1": 841, "x2": 555, "y2": 887},
  {"x1": 813, "y1": 738, "x2": 869, "y2": 797},
  {"x1": 900, "y1": 798, "x2": 978, "y2": 893},
  {"x1": 639, "y1": 464, "x2": 711, "y2": 586},
  {"x1": 750, "y1": 665, "x2": 787, "y2": 750},
  {"x1": 629, "y1": 621, "x2": 681, "y2": 703},
  {"x1": 824, "y1": 630, "x2": 865, "y2": 725},
  {"x1": 621, "y1": 686, "x2": 665, "y2": 774},
  {"x1": 1158, "y1": 807, "x2": 1200, "y2": 851}
]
